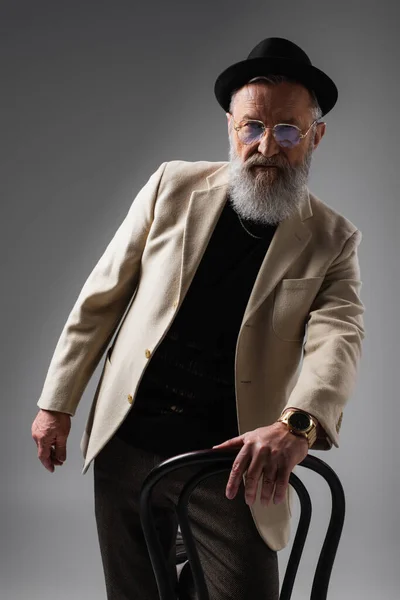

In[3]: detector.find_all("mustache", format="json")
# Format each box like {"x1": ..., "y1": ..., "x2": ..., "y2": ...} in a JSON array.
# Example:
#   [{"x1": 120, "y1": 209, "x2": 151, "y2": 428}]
[{"x1": 241, "y1": 154, "x2": 289, "y2": 170}]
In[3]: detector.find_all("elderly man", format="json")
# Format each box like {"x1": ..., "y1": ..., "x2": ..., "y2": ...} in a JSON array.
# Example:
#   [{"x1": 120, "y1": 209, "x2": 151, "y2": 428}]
[{"x1": 32, "y1": 37, "x2": 365, "y2": 600}]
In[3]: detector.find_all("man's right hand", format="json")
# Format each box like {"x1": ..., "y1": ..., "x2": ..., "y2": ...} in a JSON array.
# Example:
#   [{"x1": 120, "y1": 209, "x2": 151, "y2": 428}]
[{"x1": 31, "y1": 409, "x2": 71, "y2": 473}]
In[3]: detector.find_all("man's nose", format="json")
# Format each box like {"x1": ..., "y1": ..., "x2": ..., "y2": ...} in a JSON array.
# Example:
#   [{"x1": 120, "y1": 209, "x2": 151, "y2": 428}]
[{"x1": 257, "y1": 128, "x2": 280, "y2": 158}]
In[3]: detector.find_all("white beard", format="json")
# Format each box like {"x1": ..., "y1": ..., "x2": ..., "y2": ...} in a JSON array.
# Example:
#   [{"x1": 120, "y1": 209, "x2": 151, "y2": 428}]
[{"x1": 227, "y1": 135, "x2": 314, "y2": 226}]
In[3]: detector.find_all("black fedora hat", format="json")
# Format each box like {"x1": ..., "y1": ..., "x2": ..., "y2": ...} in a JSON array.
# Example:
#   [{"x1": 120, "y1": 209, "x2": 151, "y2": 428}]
[{"x1": 214, "y1": 37, "x2": 338, "y2": 117}]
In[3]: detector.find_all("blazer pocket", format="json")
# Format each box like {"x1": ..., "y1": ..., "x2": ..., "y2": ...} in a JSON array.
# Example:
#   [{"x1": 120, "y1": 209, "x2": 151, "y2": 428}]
[{"x1": 272, "y1": 277, "x2": 324, "y2": 342}]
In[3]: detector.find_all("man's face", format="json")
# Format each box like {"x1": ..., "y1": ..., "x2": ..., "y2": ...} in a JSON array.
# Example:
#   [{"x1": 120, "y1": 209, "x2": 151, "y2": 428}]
[{"x1": 226, "y1": 81, "x2": 326, "y2": 225}]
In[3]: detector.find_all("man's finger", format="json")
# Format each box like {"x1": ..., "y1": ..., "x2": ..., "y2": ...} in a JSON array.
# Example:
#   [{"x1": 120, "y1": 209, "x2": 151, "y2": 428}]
[
  {"x1": 260, "y1": 464, "x2": 278, "y2": 507},
  {"x1": 37, "y1": 440, "x2": 55, "y2": 472},
  {"x1": 243, "y1": 454, "x2": 266, "y2": 506},
  {"x1": 53, "y1": 440, "x2": 67, "y2": 463},
  {"x1": 51, "y1": 446, "x2": 65, "y2": 465},
  {"x1": 225, "y1": 446, "x2": 251, "y2": 499},
  {"x1": 212, "y1": 435, "x2": 244, "y2": 449},
  {"x1": 273, "y1": 468, "x2": 291, "y2": 505}
]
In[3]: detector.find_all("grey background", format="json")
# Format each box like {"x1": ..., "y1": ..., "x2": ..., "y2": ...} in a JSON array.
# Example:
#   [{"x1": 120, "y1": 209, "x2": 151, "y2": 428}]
[{"x1": 1, "y1": 0, "x2": 398, "y2": 598}]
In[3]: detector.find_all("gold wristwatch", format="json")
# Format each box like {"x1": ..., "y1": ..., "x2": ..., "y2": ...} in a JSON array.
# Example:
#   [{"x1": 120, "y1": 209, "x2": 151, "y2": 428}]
[{"x1": 277, "y1": 408, "x2": 318, "y2": 448}]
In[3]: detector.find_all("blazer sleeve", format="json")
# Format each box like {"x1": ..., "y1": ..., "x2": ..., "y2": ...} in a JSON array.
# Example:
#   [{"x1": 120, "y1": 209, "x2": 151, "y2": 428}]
[
  {"x1": 282, "y1": 229, "x2": 365, "y2": 449},
  {"x1": 36, "y1": 161, "x2": 168, "y2": 416}
]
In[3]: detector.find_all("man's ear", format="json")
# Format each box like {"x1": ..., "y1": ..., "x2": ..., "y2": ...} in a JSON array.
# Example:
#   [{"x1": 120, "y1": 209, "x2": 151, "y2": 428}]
[
  {"x1": 313, "y1": 122, "x2": 326, "y2": 150},
  {"x1": 226, "y1": 112, "x2": 232, "y2": 132}
]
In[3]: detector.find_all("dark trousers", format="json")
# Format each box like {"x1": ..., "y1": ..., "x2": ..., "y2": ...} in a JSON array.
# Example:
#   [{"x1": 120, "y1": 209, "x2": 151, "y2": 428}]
[{"x1": 93, "y1": 434, "x2": 279, "y2": 600}]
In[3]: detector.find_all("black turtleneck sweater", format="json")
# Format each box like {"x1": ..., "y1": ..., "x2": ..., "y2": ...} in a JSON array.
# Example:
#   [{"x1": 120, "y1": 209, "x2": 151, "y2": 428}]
[{"x1": 115, "y1": 196, "x2": 277, "y2": 456}]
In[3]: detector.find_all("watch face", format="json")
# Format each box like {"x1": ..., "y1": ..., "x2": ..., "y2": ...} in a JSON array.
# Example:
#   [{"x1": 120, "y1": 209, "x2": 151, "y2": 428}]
[{"x1": 288, "y1": 412, "x2": 311, "y2": 431}]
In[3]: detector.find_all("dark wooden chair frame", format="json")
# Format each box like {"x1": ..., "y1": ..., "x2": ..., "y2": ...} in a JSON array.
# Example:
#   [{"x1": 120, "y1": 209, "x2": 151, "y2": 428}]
[{"x1": 140, "y1": 449, "x2": 345, "y2": 600}]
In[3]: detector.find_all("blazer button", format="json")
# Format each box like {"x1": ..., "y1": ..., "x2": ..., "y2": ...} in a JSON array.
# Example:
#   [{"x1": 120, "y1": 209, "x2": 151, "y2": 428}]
[
  {"x1": 145, "y1": 349, "x2": 151, "y2": 358},
  {"x1": 173, "y1": 300, "x2": 178, "y2": 308},
  {"x1": 127, "y1": 394, "x2": 133, "y2": 404}
]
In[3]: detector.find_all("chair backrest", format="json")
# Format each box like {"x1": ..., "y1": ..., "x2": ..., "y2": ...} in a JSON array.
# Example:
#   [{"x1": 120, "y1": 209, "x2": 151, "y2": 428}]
[{"x1": 139, "y1": 449, "x2": 345, "y2": 600}]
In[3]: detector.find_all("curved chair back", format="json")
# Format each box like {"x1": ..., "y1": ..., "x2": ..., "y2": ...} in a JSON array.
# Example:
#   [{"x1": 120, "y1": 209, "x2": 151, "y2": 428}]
[{"x1": 139, "y1": 449, "x2": 345, "y2": 600}]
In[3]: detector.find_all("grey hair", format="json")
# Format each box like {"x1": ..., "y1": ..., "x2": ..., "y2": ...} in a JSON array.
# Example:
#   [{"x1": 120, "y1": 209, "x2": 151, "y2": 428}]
[{"x1": 229, "y1": 74, "x2": 323, "y2": 121}]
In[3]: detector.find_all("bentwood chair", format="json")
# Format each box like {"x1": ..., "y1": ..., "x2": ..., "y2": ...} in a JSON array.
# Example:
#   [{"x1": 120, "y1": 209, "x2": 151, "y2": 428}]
[{"x1": 139, "y1": 449, "x2": 345, "y2": 600}]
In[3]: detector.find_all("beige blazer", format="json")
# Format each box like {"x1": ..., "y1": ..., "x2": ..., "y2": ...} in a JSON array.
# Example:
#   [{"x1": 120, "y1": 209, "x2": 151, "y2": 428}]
[{"x1": 37, "y1": 160, "x2": 365, "y2": 550}]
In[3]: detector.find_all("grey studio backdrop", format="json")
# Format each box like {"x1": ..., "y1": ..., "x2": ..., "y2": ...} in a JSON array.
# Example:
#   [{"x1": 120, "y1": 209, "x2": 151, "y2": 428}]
[{"x1": 1, "y1": 1, "x2": 398, "y2": 599}]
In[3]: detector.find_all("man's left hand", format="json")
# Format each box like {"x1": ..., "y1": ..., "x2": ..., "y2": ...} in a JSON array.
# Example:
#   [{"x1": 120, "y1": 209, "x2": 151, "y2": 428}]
[{"x1": 212, "y1": 422, "x2": 309, "y2": 507}]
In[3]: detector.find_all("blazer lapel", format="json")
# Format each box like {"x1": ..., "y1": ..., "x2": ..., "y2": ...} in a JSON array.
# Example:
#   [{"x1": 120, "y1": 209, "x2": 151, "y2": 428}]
[
  {"x1": 242, "y1": 215, "x2": 312, "y2": 325},
  {"x1": 176, "y1": 168, "x2": 230, "y2": 303},
  {"x1": 177, "y1": 162, "x2": 313, "y2": 323}
]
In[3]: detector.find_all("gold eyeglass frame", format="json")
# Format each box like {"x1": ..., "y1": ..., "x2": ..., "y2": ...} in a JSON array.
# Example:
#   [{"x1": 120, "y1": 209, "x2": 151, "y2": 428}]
[{"x1": 232, "y1": 116, "x2": 323, "y2": 147}]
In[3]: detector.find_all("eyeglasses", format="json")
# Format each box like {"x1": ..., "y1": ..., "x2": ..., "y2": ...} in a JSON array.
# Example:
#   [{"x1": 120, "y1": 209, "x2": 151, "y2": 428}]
[{"x1": 232, "y1": 117, "x2": 322, "y2": 148}]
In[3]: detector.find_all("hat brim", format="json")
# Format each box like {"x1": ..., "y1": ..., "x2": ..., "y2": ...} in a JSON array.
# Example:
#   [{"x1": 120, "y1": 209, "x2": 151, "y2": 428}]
[{"x1": 214, "y1": 57, "x2": 338, "y2": 117}]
